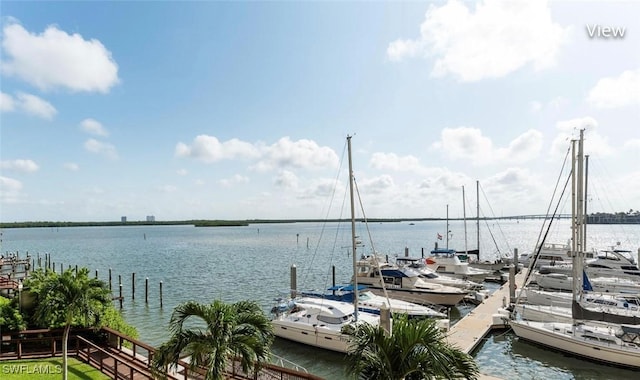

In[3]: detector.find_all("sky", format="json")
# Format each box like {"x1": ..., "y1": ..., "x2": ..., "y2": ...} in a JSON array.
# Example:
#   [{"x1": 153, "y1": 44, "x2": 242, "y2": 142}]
[{"x1": 1, "y1": 0, "x2": 639, "y2": 223}]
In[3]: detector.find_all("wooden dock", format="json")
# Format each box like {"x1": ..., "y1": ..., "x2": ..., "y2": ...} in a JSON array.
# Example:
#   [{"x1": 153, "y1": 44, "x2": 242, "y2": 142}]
[{"x1": 446, "y1": 268, "x2": 527, "y2": 354}]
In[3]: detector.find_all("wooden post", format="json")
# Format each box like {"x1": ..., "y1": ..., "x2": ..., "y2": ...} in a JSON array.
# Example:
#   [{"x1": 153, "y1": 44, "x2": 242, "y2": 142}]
[
  {"x1": 95, "y1": 269, "x2": 98, "y2": 279},
  {"x1": 109, "y1": 268, "x2": 112, "y2": 291},
  {"x1": 145, "y1": 277, "x2": 149, "y2": 304},
  {"x1": 132, "y1": 272, "x2": 135, "y2": 300},
  {"x1": 52, "y1": 262, "x2": 55, "y2": 273},
  {"x1": 119, "y1": 284, "x2": 123, "y2": 309},
  {"x1": 159, "y1": 281, "x2": 163, "y2": 308},
  {"x1": 75, "y1": 265, "x2": 78, "y2": 274}
]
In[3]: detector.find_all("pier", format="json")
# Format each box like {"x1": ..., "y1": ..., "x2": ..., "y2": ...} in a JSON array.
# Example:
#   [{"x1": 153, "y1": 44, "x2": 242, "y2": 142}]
[
  {"x1": 447, "y1": 268, "x2": 526, "y2": 354},
  {"x1": 445, "y1": 268, "x2": 527, "y2": 380}
]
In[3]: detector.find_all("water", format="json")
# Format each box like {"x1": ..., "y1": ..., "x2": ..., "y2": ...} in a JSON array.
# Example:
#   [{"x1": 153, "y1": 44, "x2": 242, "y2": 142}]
[{"x1": 2, "y1": 220, "x2": 639, "y2": 379}]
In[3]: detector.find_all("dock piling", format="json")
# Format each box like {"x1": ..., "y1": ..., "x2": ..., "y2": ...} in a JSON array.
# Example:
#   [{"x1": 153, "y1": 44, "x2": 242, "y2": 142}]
[
  {"x1": 109, "y1": 268, "x2": 112, "y2": 291},
  {"x1": 159, "y1": 281, "x2": 163, "y2": 308},
  {"x1": 145, "y1": 277, "x2": 148, "y2": 304},
  {"x1": 119, "y1": 284, "x2": 123, "y2": 309},
  {"x1": 132, "y1": 272, "x2": 135, "y2": 300}
]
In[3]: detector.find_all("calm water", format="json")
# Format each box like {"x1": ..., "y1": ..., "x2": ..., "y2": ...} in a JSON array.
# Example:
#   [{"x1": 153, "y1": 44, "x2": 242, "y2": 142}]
[{"x1": 2, "y1": 220, "x2": 640, "y2": 379}]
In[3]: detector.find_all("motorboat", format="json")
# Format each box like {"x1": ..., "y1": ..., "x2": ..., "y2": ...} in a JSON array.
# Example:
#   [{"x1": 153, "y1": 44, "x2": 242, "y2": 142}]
[
  {"x1": 271, "y1": 297, "x2": 382, "y2": 353},
  {"x1": 300, "y1": 284, "x2": 449, "y2": 330},
  {"x1": 539, "y1": 248, "x2": 640, "y2": 280},
  {"x1": 354, "y1": 256, "x2": 468, "y2": 306},
  {"x1": 425, "y1": 248, "x2": 492, "y2": 282}
]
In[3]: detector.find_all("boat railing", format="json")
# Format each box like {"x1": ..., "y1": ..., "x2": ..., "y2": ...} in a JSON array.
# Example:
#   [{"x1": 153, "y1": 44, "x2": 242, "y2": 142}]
[{"x1": 270, "y1": 353, "x2": 309, "y2": 374}]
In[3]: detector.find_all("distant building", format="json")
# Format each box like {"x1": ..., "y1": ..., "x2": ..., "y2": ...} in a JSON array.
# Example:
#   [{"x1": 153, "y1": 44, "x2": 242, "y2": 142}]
[
  {"x1": 146, "y1": 215, "x2": 155, "y2": 222},
  {"x1": 121, "y1": 216, "x2": 127, "y2": 223}
]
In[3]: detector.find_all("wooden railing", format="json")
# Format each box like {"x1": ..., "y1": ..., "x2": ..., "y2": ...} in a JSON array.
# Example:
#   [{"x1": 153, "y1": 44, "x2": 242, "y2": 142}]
[{"x1": 0, "y1": 328, "x2": 324, "y2": 380}]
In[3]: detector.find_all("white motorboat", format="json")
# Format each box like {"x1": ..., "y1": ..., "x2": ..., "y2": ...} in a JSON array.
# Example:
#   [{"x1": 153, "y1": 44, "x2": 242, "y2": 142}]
[
  {"x1": 394, "y1": 256, "x2": 483, "y2": 290},
  {"x1": 300, "y1": 284, "x2": 450, "y2": 331},
  {"x1": 354, "y1": 256, "x2": 468, "y2": 306},
  {"x1": 539, "y1": 248, "x2": 640, "y2": 280},
  {"x1": 271, "y1": 297, "x2": 381, "y2": 353},
  {"x1": 425, "y1": 248, "x2": 492, "y2": 282}
]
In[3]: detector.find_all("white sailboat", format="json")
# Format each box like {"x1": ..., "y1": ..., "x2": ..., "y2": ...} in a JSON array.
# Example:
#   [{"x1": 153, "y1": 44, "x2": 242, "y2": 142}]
[
  {"x1": 271, "y1": 136, "x2": 390, "y2": 353},
  {"x1": 510, "y1": 130, "x2": 640, "y2": 369}
]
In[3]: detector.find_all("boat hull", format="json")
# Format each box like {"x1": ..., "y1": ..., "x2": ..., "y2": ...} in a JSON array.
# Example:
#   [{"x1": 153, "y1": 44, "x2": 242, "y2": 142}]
[
  {"x1": 510, "y1": 320, "x2": 640, "y2": 369},
  {"x1": 367, "y1": 286, "x2": 466, "y2": 307}
]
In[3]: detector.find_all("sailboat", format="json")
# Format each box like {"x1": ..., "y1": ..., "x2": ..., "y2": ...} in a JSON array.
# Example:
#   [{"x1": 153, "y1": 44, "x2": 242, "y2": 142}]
[
  {"x1": 510, "y1": 130, "x2": 640, "y2": 369},
  {"x1": 271, "y1": 136, "x2": 390, "y2": 353}
]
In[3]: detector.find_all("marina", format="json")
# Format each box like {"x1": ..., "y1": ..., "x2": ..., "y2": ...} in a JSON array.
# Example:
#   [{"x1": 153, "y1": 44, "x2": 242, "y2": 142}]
[{"x1": 1, "y1": 220, "x2": 640, "y2": 379}]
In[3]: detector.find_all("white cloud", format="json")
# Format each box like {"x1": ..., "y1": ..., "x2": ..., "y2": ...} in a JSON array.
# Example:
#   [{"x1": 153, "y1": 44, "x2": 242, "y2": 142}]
[
  {"x1": 274, "y1": 170, "x2": 299, "y2": 189},
  {"x1": 529, "y1": 101, "x2": 543, "y2": 113},
  {"x1": 1, "y1": 23, "x2": 119, "y2": 93},
  {"x1": 0, "y1": 92, "x2": 15, "y2": 111},
  {"x1": 359, "y1": 175, "x2": 395, "y2": 194},
  {"x1": 16, "y1": 92, "x2": 57, "y2": 119},
  {"x1": 387, "y1": 0, "x2": 569, "y2": 82},
  {"x1": 587, "y1": 69, "x2": 640, "y2": 109},
  {"x1": 176, "y1": 169, "x2": 188, "y2": 176},
  {"x1": 63, "y1": 162, "x2": 79, "y2": 171},
  {"x1": 624, "y1": 139, "x2": 640, "y2": 151},
  {"x1": 84, "y1": 138, "x2": 118, "y2": 159},
  {"x1": 1, "y1": 92, "x2": 57, "y2": 119},
  {"x1": 0, "y1": 159, "x2": 39, "y2": 172},
  {"x1": 158, "y1": 185, "x2": 177, "y2": 193},
  {"x1": 501, "y1": 129, "x2": 544, "y2": 163},
  {"x1": 551, "y1": 117, "x2": 612, "y2": 157},
  {"x1": 370, "y1": 153, "x2": 423, "y2": 172},
  {"x1": 80, "y1": 118, "x2": 108, "y2": 136},
  {"x1": 431, "y1": 127, "x2": 542, "y2": 165},
  {"x1": 256, "y1": 137, "x2": 339, "y2": 171},
  {"x1": 219, "y1": 174, "x2": 249, "y2": 187},
  {"x1": 0, "y1": 176, "x2": 23, "y2": 203},
  {"x1": 176, "y1": 135, "x2": 339, "y2": 172},
  {"x1": 175, "y1": 135, "x2": 260, "y2": 163}
]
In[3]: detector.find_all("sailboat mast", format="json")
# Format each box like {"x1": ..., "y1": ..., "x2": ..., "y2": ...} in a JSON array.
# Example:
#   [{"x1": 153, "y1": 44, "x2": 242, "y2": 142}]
[
  {"x1": 571, "y1": 130, "x2": 585, "y2": 304},
  {"x1": 584, "y1": 155, "x2": 589, "y2": 254},
  {"x1": 446, "y1": 204, "x2": 449, "y2": 250},
  {"x1": 463, "y1": 186, "x2": 468, "y2": 255},
  {"x1": 347, "y1": 135, "x2": 359, "y2": 321},
  {"x1": 577, "y1": 130, "x2": 585, "y2": 299},
  {"x1": 476, "y1": 180, "x2": 480, "y2": 258}
]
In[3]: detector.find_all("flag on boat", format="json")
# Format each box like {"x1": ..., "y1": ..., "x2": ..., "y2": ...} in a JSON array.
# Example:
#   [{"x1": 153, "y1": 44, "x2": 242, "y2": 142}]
[{"x1": 437, "y1": 233, "x2": 443, "y2": 240}]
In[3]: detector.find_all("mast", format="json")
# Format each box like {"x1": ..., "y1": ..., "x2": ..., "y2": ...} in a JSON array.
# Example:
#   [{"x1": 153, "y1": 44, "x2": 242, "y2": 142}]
[
  {"x1": 347, "y1": 135, "x2": 358, "y2": 321},
  {"x1": 572, "y1": 130, "x2": 585, "y2": 309},
  {"x1": 446, "y1": 204, "x2": 449, "y2": 249},
  {"x1": 584, "y1": 155, "x2": 589, "y2": 254},
  {"x1": 462, "y1": 186, "x2": 468, "y2": 255},
  {"x1": 476, "y1": 180, "x2": 480, "y2": 258}
]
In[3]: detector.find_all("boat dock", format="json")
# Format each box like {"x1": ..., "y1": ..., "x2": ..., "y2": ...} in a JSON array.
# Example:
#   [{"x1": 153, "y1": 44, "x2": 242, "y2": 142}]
[{"x1": 447, "y1": 268, "x2": 528, "y2": 354}]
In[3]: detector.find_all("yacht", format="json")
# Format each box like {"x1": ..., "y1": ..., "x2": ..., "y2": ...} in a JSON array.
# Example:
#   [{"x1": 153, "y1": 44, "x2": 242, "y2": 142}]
[
  {"x1": 354, "y1": 256, "x2": 468, "y2": 306},
  {"x1": 425, "y1": 248, "x2": 492, "y2": 282},
  {"x1": 300, "y1": 284, "x2": 449, "y2": 330},
  {"x1": 271, "y1": 297, "x2": 382, "y2": 353}
]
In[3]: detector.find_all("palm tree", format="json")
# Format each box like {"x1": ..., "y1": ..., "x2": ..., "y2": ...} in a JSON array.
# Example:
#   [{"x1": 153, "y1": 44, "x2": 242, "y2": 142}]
[
  {"x1": 151, "y1": 299, "x2": 274, "y2": 380},
  {"x1": 31, "y1": 268, "x2": 111, "y2": 380},
  {"x1": 345, "y1": 314, "x2": 479, "y2": 380}
]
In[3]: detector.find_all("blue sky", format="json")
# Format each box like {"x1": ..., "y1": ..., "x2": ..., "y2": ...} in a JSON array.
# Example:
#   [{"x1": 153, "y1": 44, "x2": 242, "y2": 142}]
[{"x1": 1, "y1": 1, "x2": 639, "y2": 222}]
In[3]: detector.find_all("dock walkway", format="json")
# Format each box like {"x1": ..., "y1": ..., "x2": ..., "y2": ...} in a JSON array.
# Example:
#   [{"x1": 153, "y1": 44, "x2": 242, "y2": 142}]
[{"x1": 447, "y1": 269, "x2": 527, "y2": 354}]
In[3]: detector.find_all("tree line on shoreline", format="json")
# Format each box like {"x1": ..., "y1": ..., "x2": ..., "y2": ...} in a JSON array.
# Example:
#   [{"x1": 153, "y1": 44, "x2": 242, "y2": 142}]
[{"x1": 1, "y1": 211, "x2": 638, "y2": 229}]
